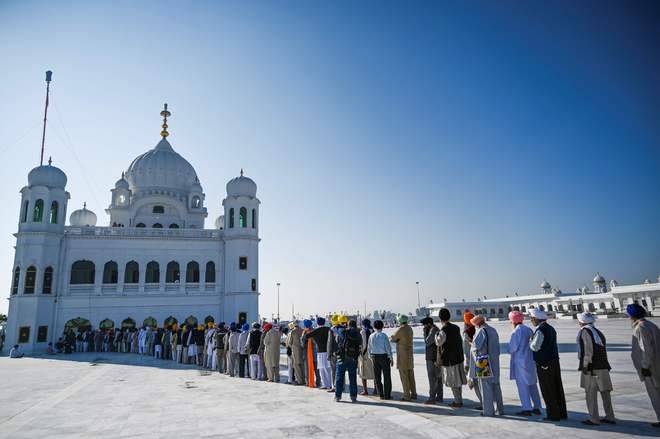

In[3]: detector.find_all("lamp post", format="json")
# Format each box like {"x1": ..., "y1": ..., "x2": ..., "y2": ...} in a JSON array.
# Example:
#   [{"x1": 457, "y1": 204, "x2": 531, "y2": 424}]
[
  {"x1": 276, "y1": 282, "x2": 281, "y2": 323},
  {"x1": 416, "y1": 281, "x2": 421, "y2": 310}
]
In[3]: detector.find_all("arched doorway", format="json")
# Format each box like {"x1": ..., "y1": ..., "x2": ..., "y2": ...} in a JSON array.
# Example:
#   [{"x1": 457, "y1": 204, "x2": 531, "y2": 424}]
[
  {"x1": 121, "y1": 318, "x2": 136, "y2": 329},
  {"x1": 164, "y1": 316, "x2": 178, "y2": 328},
  {"x1": 64, "y1": 317, "x2": 91, "y2": 333},
  {"x1": 143, "y1": 316, "x2": 157, "y2": 328},
  {"x1": 99, "y1": 318, "x2": 115, "y2": 330},
  {"x1": 184, "y1": 315, "x2": 198, "y2": 327}
]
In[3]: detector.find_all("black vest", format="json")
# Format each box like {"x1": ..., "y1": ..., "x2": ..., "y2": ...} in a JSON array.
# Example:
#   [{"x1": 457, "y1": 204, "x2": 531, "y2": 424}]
[
  {"x1": 578, "y1": 327, "x2": 611, "y2": 371},
  {"x1": 439, "y1": 322, "x2": 464, "y2": 366},
  {"x1": 532, "y1": 322, "x2": 559, "y2": 366}
]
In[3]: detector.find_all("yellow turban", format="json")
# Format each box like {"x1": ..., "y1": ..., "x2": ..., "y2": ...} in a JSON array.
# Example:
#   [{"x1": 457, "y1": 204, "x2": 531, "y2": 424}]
[
  {"x1": 338, "y1": 315, "x2": 349, "y2": 324},
  {"x1": 330, "y1": 314, "x2": 339, "y2": 326}
]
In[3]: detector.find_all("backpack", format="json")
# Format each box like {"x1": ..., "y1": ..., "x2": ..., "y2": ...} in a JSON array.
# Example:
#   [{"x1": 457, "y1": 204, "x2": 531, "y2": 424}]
[{"x1": 339, "y1": 328, "x2": 361, "y2": 360}]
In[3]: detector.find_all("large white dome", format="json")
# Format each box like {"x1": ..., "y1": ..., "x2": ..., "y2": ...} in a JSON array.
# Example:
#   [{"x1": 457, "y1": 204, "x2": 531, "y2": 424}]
[
  {"x1": 28, "y1": 164, "x2": 67, "y2": 189},
  {"x1": 125, "y1": 138, "x2": 199, "y2": 192}
]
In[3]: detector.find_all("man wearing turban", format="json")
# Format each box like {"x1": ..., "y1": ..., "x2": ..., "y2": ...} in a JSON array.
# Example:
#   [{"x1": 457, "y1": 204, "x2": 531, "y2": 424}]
[
  {"x1": 421, "y1": 316, "x2": 442, "y2": 404},
  {"x1": 576, "y1": 312, "x2": 615, "y2": 426},
  {"x1": 286, "y1": 321, "x2": 305, "y2": 385},
  {"x1": 627, "y1": 303, "x2": 660, "y2": 427},
  {"x1": 435, "y1": 309, "x2": 467, "y2": 407},
  {"x1": 303, "y1": 317, "x2": 333, "y2": 390},
  {"x1": 529, "y1": 308, "x2": 567, "y2": 421},
  {"x1": 462, "y1": 311, "x2": 482, "y2": 409},
  {"x1": 508, "y1": 311, "x2": 542, "y2": 416},
  {"x1": 390, "y1": 314, "x2": 417, "y2": 401},
  {"x1": 263, "y1": 323, "x2": 282, "y2": 382},
  {"x1": 469, "y1": 315, "x2": 503, "y2": 416},
  {"x1": 246, "y1": 323, "x2": 263, "y2": 380}
]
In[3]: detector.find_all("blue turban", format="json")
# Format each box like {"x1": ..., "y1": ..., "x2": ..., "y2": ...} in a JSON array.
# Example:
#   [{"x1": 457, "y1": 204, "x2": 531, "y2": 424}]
[
  {"x1": 316, "y1": 317, "x2": 326, "y2": 326},
  {"x1": 242, "y1": 323, "x2": 250, "y2": 331},
  {"x1": 626, "y1": 304, "x2": 646, "y2": 319},
  {"x1": 303, "y1": 319, "x2": 313, "y2": 329},
  {"x1": 361, "y1": 319, "x2": 371, "y2": 329},
  {"x1": 229, "y1": 322, "x2": 237, "y2": 331},
  {"x1": 218, "y1": 322, "x2": 226, "y2": 329}
]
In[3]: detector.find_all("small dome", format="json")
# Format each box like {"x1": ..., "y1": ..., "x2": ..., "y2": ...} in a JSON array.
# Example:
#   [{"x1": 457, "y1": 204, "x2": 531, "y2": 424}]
[
  {"x1": 214, "y1": 215, "x2": 224, "y2": 229},
  {"x1": 593, "y1": 273, "x2": 605, "y2": 284},
  {"x1": 28, "y1": 164, "x2": 67, "y2": 189},
  {"x1": 226, "y1": 170, "x2": 257, "y2": 198},
  {"x1": 191, "y1": 177, "x2": 203, "y2": 193},
  {"x1": 540, "y1": 280, "x2": 551, "y2": 289},
  {"x1": 69, "y1": 203, "x2": 97, "y2": 227},
  {"x1": 115, "y1": 173, "x2": 129, "y2": 189}
]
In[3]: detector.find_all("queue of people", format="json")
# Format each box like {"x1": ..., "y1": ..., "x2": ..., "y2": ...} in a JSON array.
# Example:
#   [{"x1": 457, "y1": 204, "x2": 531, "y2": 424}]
[{"x1": 43, "y1": 303, "x2": 659, "y2": 428}]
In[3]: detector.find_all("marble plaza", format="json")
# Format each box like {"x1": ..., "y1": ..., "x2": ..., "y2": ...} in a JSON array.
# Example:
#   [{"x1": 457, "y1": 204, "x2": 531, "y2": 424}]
[{"x1": 0, "y1": 318, "x2": 657, "y2": 439}]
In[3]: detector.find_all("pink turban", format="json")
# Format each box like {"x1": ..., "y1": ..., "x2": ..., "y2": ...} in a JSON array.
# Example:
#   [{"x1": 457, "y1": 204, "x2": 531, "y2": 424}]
[
  {"x1": 470, "y1": 315, "x2": 485, "y2": 326},
  {"x1": 508, "y1": 311, "x2": 524, "y2": 324}
]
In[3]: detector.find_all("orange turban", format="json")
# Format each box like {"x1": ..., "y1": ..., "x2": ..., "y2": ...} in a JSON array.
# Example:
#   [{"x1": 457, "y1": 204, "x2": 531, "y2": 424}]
[
  {"x1": 463, "y1": 311, "x2": 475, "y2": 325},
  {"x1": 470, "y1": 315, "x2": 485, "y2": 326}
]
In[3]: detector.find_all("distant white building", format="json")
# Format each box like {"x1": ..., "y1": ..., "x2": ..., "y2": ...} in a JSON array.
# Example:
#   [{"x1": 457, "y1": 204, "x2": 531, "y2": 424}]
[
  {"x1": 429, "y1": 274, "x2": 660, "y2": 321},
  {"x1": 5, "y1": 106, "x2": 261, "y2": 353}
]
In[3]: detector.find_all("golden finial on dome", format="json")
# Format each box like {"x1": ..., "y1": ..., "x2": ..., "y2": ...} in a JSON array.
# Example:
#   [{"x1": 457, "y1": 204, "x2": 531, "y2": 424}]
[{"x1": 160, "y1": 103, "x2": 171, "y2": 138}]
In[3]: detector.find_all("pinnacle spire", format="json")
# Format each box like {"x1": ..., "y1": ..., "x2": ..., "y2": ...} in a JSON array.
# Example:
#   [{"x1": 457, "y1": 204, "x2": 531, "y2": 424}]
[{"x1": 160, "y1": 103, "x2": 171, "y2": 138}]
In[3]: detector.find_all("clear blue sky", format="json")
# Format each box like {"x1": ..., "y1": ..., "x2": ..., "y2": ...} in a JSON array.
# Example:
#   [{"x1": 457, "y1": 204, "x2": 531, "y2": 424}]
[{"x1": 1, "y1": 1, "x2": 659, "y2": 317}]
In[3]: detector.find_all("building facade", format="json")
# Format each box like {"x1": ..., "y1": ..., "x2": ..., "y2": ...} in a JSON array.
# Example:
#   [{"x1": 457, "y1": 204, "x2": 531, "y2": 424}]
[
  {"x1": 428, "y1": 274, "x2": 660, "y2": 321},
  {"x1": 5, "y1": 108, "x2": 260, "y2": 353}
]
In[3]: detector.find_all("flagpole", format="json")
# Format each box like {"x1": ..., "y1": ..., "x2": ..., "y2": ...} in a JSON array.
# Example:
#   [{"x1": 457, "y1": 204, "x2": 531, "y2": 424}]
[{"x1": 40, "y1": 70, "x2": 53, "y2": 166}]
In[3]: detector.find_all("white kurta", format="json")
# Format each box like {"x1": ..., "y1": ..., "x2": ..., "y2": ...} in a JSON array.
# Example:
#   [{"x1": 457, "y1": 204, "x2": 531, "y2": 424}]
[{"x1": 509, "y1": 324, "x2": 537, "y2": 385}]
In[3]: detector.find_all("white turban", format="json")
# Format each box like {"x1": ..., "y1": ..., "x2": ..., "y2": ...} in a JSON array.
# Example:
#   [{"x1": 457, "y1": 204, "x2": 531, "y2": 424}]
[
  {"x1": 529, "y1": 308, "x2": 548, "y2": 320},
  {"x1": 577, "y1": 312, "x2": 596, "y2": 324}
]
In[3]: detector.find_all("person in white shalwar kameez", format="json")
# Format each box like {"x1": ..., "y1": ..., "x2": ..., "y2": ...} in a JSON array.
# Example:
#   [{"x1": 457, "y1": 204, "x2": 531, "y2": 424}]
[
  {"x1": 206, "y1": 326, "x2": 216, "y2": 370},
  {"x1": 508, "y1": 311, "x2": 542, "y2": 416}
]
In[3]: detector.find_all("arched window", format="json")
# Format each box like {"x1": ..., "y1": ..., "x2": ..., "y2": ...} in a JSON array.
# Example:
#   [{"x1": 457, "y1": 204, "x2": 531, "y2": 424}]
[
  {"x1": 152, "y1": 205, "x2": 164, "y2": 214},
  {"x1": 239, "y1": 207, "x2": 247, "y2": 228},
  {"x1": 153, "y1": 223, "x2": 163, "y2": 228},
  {"x1": 588, "y1": 303, "x2": 596, "y2": 312},
  {"x1": 192, "y1": 196, "x2": 201, "y2": 208},
  {"x1": 124, "y1": 261, "x2": 139, "y2": 283},
  {"x1": 42, "y1": 266, "x2": 53, "y2": 294},
  {"x1": 252, "y1": 208, "x2": 256, "y2": 228},
  {"x1": 169, "y1": 223, "x2": 179, "y2": 229},
  {"x1": 146, "y1": 261, "x2": 160, "y2": 283},
  {"x1": 24, "y1": 266, "x2": 37, "y2": 294},
  {"x1": 70, "y1": 260, "x2": 95, "y2": 284},
  {"x1": 204, "y1": 315, "x2": 215, "y2": 325},
  {"x1": 103, "y1": 261, "x2": 118, "y2": 284},
  {"x1": 33, "y1": 199, "x2": 44, "y2": 222},
  {"x1": 547, "y1": 304, "x2": 554, "y2": 312},
  {"x1": 186, "y1": 261, "x2": 200, "y2": 283},
  {"x1": 521, "y1": 306, "x2": 527, "y2": 312},
  {"x1": 229, "y1": 208, "x2": 234, "y2": 228},
  {"x1": 22, "y1": 201, "x2": 29, "y2": 222},
  {"x1": 205, "y1": 261, "x2": 216, "y2": 283},
  {"x1": 599, "y1": 302, "x2": 606, "y2": 310},
  {"x1": 49, "y1": 201, "x2": 59, "y2": 224},
  {"x1": 136, "y1": 223, "x2": 146, "y2": 228},
  {"x1": 185, "y1": 315, "x2": 198, "y2": 327},
  {"x1": 539, "y1": 305, "x2": 545, "y2": 311},
  {"x1": 166, "y1": 261, "x2": 180, "y2": 283},
  {"x1": 11, "y1": 267, "x2": 20, "y2": 295}
]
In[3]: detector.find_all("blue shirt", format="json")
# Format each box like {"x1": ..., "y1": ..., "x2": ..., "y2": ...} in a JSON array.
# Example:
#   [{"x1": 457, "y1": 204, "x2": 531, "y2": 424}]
[{"x1": 368, "y1": 330, "x2": 392, "y2": 358}]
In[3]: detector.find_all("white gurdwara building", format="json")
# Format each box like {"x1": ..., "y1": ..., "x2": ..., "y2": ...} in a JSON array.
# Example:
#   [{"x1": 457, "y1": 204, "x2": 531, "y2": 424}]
[{"x1": 5, "y1": 106, "x2": 260, "y2": 353}]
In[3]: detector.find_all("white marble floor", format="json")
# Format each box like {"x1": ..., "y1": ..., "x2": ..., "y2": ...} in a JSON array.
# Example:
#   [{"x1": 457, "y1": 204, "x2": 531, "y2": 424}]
[{"x1": 0, "y1": 318, "x2": 657, "y2": 438}]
